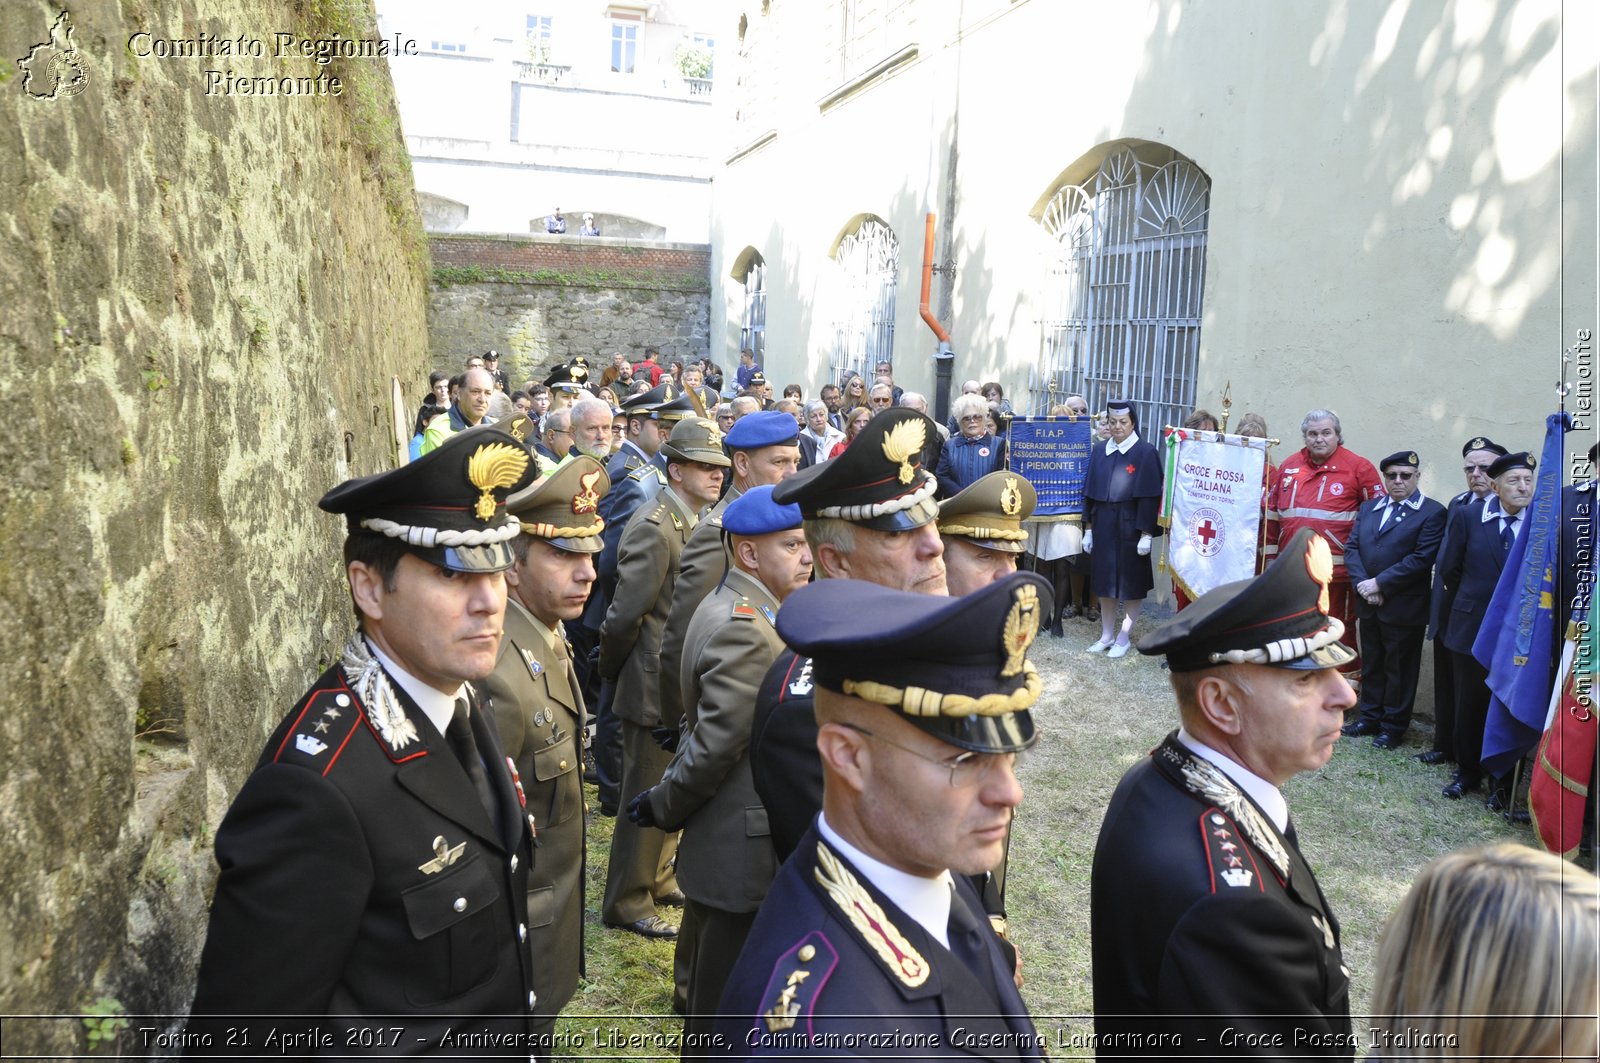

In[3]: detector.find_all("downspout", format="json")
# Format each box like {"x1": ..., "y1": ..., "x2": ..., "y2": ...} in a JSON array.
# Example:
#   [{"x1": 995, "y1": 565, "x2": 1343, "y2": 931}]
[{"x1": 919, "y1": 212, "x2": 955, "y2": 423}]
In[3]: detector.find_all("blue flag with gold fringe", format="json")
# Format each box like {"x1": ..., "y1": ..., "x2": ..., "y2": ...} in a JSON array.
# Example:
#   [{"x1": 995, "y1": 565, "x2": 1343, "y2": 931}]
[{"x1": 1474, "y1": 412, "x2": 1569, "y2": 777}]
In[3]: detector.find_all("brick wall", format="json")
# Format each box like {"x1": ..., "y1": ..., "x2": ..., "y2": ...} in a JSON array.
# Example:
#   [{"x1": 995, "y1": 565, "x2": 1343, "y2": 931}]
[
  {"x1": 430, "y1": 233, "x2": 710, "y2": 289},
  {"x1": 427, "y1": 234, "x2": 714, "y2": 383}
]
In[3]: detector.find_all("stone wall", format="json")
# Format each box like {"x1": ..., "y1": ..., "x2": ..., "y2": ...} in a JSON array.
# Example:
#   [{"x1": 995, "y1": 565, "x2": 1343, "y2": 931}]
[
  {"x1": 428, "y1": 234, "x2": 711, "y2": 387},
  {"x1": 0, "y1": 0, "x2": 430, "y2": 1052}
]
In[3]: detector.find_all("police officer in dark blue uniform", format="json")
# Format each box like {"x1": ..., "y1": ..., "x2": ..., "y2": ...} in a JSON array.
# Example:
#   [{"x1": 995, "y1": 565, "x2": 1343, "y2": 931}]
[
  {"x1": 188, "y1": 426, "x2": 541, "y2": 1055},
  {"x1": 715, "y1": 574, "x2": 1049, "y2": 1059}
]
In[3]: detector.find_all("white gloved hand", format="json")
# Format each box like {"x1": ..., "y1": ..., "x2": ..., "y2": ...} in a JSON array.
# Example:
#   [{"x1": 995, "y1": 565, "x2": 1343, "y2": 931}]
[
  {"x1": 1082, "y1": 531, "x2": 1094, "y2": 554},
  {"x1": 1137, "y1": 534, "x2": 1153, "y2": 556}
]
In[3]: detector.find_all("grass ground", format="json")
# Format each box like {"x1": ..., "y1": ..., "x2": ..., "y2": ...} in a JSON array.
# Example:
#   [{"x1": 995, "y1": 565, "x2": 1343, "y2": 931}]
[{"x1": 555, "y1": 609, "x2": 1529, "y2": 1059}]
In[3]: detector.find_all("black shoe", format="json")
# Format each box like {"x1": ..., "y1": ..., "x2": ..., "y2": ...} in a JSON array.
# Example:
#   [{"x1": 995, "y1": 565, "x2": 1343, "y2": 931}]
[
  {"x1": 598, "y1": 803, "x2": 618, "y2": 818},
  {"x1": 1372, "y1": 733, "x2": 1402, "y2": 750},
  {"x1": 605, "y1": 916, "x2": 677, "y2": 939},
  {"x1": 1049, "y1": 614, "x2": 1065, "y2": 638},
  {"x1": 1486, "y1": 787, "x2": 1513, "y2": 813},
  {"x1": 1415, "y1": 750, "x2": 1453, "y2": 765},
  {"x1": 1442, "y1": 777, "x2": 1482, "y2": 800},
  {"x1": 1341, "y1": 720, "x2": 1381, "y2": 737},
  {"x1": 656, "y1": 890, "x2": 686, "y2": 908}
]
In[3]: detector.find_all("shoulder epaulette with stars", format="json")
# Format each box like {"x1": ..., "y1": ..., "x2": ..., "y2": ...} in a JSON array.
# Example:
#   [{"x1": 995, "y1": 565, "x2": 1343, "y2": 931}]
[
  {"x1": 756, "y1": 931, "x2": 837, "y2": 1035},
  {"x1": 643, "y1": 499, "x2": 669, "y2": 525},
  {"x1": 1196, "y1": 807, "x2": 1266, "y2": 894},
  {"x1": 271, "y1": 679, "x2": 368, "y2": 775},
  {"x1": 628, "y1": 463, "x2": 667, "y2": 485}
]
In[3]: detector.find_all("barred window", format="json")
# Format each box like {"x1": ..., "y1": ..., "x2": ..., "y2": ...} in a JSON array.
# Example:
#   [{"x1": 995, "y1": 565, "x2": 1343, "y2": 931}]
[
  {"x1": 738, "y1": 251, "x2": 767, "y2": 364},
  {"x1": 827, "y1": 216, "x2": 898, "y2": 385},
  {"x1": 1031, "y1": 145, "x2": 1210, "y2": 434}
]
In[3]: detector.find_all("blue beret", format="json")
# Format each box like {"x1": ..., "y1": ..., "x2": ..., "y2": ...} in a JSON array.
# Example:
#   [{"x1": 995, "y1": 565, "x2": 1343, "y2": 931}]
[
  {"x1": 722, "y1": 484, "x2": 802, "y2": 536},
  {"x1": 724, "y1": 410, "x2": 799, "y2": 451}
]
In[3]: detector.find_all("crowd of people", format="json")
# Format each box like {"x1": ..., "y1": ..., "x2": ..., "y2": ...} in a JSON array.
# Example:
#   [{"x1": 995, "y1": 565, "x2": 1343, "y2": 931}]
[{"x1": 181, "y1": 341, "x2": 1597, "y2": 1060}]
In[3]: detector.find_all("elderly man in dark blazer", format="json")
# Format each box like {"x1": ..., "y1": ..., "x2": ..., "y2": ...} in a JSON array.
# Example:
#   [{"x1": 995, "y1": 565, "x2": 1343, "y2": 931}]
[
  {"x1": 1340, "y1": 450, "x2": 1447, "y2": 749},
  {"x1": 1434, "y1": 451, "x2": 1538, "y2": 804},
  {"x1": 1093, "y1": 529, "x2": 1356, "y2": 1057}
]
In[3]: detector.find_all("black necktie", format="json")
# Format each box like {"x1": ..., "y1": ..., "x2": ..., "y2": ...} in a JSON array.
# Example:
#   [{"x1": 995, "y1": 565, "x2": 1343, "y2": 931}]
[
  {"x1": 447, "y1": 698, "x2": 499, "y2": 828},
  {"x1": 1501, "y1": 515, "x2": 1517, "y2": 554},
  {"x1": 946, "y1": 887, "x2": 1000, "y2": 1001},
  {"x1": 1284, "y1": 817, "x2": 1299, "y2": 847}
]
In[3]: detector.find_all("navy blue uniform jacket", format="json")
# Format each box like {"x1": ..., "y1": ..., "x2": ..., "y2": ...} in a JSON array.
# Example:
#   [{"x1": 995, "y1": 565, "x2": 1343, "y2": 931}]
[
  {"x1": 714, "y1": 824, "x2": 1042, "y2": 1060},
  {"x1": 1091, "y1": 734, "x2": 1352, "y2": 1060},
  {"x1": 1343, "y1": 494, "x2": 1447, "y2": 628}
]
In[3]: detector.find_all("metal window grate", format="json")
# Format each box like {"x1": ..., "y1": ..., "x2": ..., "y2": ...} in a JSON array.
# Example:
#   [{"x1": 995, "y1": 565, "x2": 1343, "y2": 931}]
[
  {"x1": 828, "y1": 218, "x2": 898, "y2": 385},
  {"x1": 1032, "y1": 149, "x2": 1209, "y2": 436},
  {"x1": 741, "y1": 256, "x2": 767, "y2": 364}
]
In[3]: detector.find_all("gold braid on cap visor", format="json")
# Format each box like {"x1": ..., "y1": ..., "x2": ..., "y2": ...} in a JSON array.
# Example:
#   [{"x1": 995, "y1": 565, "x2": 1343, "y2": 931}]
[
  {"x1": 841, "y1": 660, "x2": 1042, "y2": 718},
  {"x1": 1205, "y1": 617, "x2": 1346, "y2": 665},
  {"x1": 935, "y1": 523, "x2": 1028, "y2": 542},
  {"x1": 519, "y1": 519, "x2": 605, "y2": 539}
]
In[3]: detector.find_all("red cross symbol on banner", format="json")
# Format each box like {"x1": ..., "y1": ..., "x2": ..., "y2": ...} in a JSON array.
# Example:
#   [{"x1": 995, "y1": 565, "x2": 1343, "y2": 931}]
[{"x1": 1197, "y1": 520, "x2": 1218, "y2": 545}]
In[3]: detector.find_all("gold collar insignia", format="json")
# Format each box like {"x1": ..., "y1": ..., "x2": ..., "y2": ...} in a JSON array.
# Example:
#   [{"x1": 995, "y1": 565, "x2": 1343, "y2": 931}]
[{"x1": 813, "y1": 842, "x2": 928, "y2": 988}]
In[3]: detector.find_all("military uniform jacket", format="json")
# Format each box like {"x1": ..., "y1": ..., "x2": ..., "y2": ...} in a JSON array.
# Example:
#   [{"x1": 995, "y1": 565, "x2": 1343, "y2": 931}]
[
  {"x1": 713, "y1": 825, "x2": 1043, "y2": 1060},
  {"x1": 588, "y1": 445, "x2": 668, "y2": 630},
  {"x1": 1343, "y1": 493, "x2": 1447, "y2": 627},
  {"x1": 650, "y1": 568, "x2": 784, "y2": 912},
  {"x1": 658, "y1": 485, "x2": 744, "y2": 730},
  {"x1": 1426, "y1": 490, "x2": 1479, "y2": 640},
  {"x1": 1436, "y1": 496, "x2": 1514, "y2": 656},
  {"x1": 482, "y1": 599, "x2": 586, "y2": 1020},
  {"x1": 190, "y1": 659, "x2": 537, "y2": 1054},
  {"x1": 750, "y1": 650, "x2": 824, "y2": 862},
  {"x1": 1091, "y1": 734, "x2": 1352, "y2": 1059},
  {"x1": 598, "y1": 486, "x2": 696, "y2": 725}
]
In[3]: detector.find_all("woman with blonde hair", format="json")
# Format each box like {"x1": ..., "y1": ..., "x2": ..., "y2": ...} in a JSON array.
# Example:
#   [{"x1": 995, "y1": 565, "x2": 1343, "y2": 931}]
[{"x1": 1371, "y1": 842, "x2": 1599, "y2": 1061}]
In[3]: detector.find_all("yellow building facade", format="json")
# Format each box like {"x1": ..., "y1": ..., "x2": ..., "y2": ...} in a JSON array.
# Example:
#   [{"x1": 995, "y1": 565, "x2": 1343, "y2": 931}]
[{"x1": 709, "y1": 0, "x2": 1597, "y2": 485}]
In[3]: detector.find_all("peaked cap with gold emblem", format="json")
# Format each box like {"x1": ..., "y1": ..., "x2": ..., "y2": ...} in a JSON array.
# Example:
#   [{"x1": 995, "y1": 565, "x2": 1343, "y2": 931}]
[
  {"x1": 937, "y1": 471, "x2": 1037, "y2": 553},
  {"x1": 505, "y1": 455, "x2": 610, "y2": 554},
  {"x1": 658, "y1": 416, "x2": 732, "y2": 467},
  {"x1": 775, "y1": 571, "x2": 1051, "y2": 753},
  {"x1": 543, "y1": 360, "x2": 590, "y2": 392},
  {"x1": 1138, "y1": 528, "x2": 1357, "y2": 672},
  {"x1": 771, "y1": 408, "x2": 941, "y2": 532},
  {"x1": 318, "y1": 425, "x2": 538, "y2": 573}
]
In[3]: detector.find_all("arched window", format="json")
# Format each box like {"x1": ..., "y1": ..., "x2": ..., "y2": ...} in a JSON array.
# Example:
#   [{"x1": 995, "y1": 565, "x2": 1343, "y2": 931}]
[
  {"x1": 732, "y1": 248, "x2": 767, "y2": 363},
  {"x1": 828, "y1": 216, "x2": 898, "y2": 384},
  {"x1": 1031, "y1": 145, "x2": 1210, "y2": 433}
]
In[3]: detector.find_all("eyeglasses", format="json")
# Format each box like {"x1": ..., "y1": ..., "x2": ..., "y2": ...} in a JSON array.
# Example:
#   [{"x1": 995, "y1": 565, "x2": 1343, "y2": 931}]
[
  {"x1": 1463, "y1": 464, "x2": 1493, "y2": 475},
  {"x1": 840, "y1": 723, "x2": 1017, "y2": 789},
  {"x1": 1383, "y1": 471, "x2": 1416, "y2": 481},
  {"x1": 959, "y1": 414, "x2": 986, "y2": 423}
]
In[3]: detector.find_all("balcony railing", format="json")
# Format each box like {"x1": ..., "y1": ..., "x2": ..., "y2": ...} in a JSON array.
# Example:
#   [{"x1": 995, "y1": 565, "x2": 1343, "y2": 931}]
[
  {"x1": 514, "y1": 61, "x2": 572, "y2": 84},
  {"x1": 682, "y1": 76, "x2": 712, "y2": 97}
]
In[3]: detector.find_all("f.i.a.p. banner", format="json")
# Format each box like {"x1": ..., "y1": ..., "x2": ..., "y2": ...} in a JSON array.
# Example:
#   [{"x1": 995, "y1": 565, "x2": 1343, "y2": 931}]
[
  {"x1": 1007, "y1": 415, "x2": 1094, "y2": 518},
  {"x1": 1159, "y1": 427, "x2": 1270, "y2": 598}
]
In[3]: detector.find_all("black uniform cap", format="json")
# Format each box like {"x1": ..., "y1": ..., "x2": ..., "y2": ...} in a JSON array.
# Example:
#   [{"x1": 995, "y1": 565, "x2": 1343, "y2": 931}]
[
  {"x1": 319, "y1": 425, "x2": 539, "y2": 572},
  {"x1": 1487, "y1": 451, "x2": 1535, "y2": 479},
  {"x1": 1462, "y1": 436, "x2": 1509, "y2": 458},
  {"x1": 771, "y1": 408, "x2": 941, "y2": 531},
  {"x1": 1378, "y1": 450, "x2": 1419, "y2": 471},
  {"x1": 1138, "y1": 528, "x2": 1357, "y2": 672},
  {"x1": 776, "y1": 572, "x2": 1052, "y2": 754}
]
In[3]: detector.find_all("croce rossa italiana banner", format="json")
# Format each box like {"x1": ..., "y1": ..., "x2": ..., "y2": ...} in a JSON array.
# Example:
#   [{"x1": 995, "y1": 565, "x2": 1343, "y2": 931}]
[{"x1": 1159, "y1": 428, "x2": 1271, "y2": 599}]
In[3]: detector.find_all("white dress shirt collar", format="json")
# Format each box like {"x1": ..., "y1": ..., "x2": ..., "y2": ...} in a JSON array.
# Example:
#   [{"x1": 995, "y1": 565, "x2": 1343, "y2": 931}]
[
  {"x1": 817, "y1": 812, "x2": 954, "y2": 948},
  {"x1": 1176, "y1": 727, "x2": 1290, "y2": 833},
  {"x1": 1106, "y1": 431, "x2": 1141, "y2": 456},
  {"x1": 366, "y1": 638, "x2": 459, "y2": 739}
]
